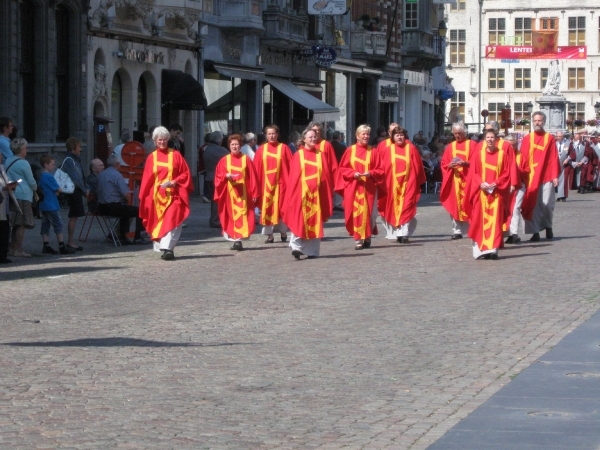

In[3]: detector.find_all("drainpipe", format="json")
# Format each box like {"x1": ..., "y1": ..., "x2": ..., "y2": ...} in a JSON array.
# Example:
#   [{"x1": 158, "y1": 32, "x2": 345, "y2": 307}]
[{"x1": 478, "y1": 0, "x2": 483, "y2": 132}]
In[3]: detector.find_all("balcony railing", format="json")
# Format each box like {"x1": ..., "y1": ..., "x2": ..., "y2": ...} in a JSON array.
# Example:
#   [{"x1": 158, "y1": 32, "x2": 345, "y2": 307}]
[{"x1": 350, "y1": 30, "x2": 386, "y2": 56}]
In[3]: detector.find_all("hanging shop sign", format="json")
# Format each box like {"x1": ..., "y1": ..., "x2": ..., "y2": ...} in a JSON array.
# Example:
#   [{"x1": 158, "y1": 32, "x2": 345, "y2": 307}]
[
  {"x1": 378, "y1": 80, "x2": 399, "y2": 102},
  {"x1": 315, "y1": 47, "x2": 337, "y2": 68},
  {"x1": 485, "y1": 46, "x2": 586, "y2": 60},
  {"x1": 308, "y1": 0, "x2": 347, "y2": 15}
]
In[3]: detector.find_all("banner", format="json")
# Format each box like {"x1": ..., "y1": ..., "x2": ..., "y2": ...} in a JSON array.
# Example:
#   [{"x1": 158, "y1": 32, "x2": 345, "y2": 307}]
[
  {"x1": 485, "y1": 46, "x2": 586, "y2": 60},
  {"x1": 308, "y1": 0, "x2": 347, "y2": 15}
]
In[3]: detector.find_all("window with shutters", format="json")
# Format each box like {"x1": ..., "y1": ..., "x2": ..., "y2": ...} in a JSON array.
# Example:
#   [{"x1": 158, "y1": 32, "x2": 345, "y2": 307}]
[
  {"x1": 514, "y1": 68, "x2": 531, "y2": 90},
  {"x1": 568, "y1": 17, "x2": 585, "y2": 45},
  {"x1": 450, "y1": 91, "x2": 466, "y2": 117},
  {"x1": 488, "y1": 69, "x2": 505, "y2": 90},
  {"x1": 489, "y1": 18, "x2": 505, "y2": 45},
  {"x1": 451, "y1": 0, "x2": 466, "y2": 11},
  {"x1": 568, "y1": 68, "x2": 585, "y2": 89},
  {"x1": 449, "y1": 30, "x2": 466, "y2": 65},
  {"x1": 514, "y1": 18, "x2": 532, "y2": 46}
]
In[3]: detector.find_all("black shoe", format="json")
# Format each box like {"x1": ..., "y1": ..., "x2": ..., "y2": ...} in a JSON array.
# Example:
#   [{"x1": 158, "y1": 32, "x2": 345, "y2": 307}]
[
  {"x1": 162, "y1": 250, "x2": 175, "y2": 261},
  {"x1": 399, "y1": 237, "x2": 409, "y2": 244},
  {"x1": 489, "y1": 253, "x2": 499, "y2": 260},
  {"x1": 451, "y1": 234, "x2": 463, "y2": 240},
  {"x1": 43, "y1": 246, "x2": 59, "y2": 255},
  {"x1": 230, "y1": 241, "x2": 243, "y2": 251},
  {"x1": 59, "y1": 246, "x2": 76, "y2": 255},
  {"x1": 264, "y1": 237, "x2": 275, "y2": 244},
  {"x1": 363, "y1": 238, "x2": 372, "y2": 248},
  {"x1": 120, "y1": 239, "x2": 132, "y2": 246},
  {"x1": 292, "y1": 250, "x2": 303, "y2": 260},
  {"x1": 307, "y1": 255, "x2": 317, "y2": 259},
  {"x1": 280, "y1": 234, "x2": 287, "y2": 242},
  {"x1": 333, "y1": 205, "x2": 344, "y2": 212},
  {"x1": 476, "y1": 254, "x2": 490, "y2": 260},
  {"x1": 546, "y1": 228, "x2": 554, "y2": 240},
  {"x1": 355, "y1": 242, "x2": 364, "y2": 250},
  {"x1": 530, "y1": 233, "x2": 540, "y2": 242},
  {"x1": 505, "y1": 235, "x2": 514, "y2": 244}
]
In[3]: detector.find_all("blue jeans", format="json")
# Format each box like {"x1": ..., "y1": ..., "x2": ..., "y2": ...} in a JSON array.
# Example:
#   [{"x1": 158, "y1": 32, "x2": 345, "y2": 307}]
[{"x1": 40, "y1": 210, "x2": 63, "y2": 235}]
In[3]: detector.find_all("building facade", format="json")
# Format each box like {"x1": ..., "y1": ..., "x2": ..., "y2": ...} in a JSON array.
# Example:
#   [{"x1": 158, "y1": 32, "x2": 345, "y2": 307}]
[{"x1": 446, "y1": 0, "x2": 600, "y2": 135}]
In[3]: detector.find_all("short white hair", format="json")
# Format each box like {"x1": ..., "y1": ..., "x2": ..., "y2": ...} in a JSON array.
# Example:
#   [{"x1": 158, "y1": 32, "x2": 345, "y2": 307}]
[{"x1": 152, "y1": 126, "x2": 170, "y2": 141}]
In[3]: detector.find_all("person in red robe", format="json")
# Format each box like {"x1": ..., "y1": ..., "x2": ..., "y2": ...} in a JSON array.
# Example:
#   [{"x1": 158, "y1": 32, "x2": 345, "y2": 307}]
[
  {"x1": 520, "y1": 111, "x2": 559, "y2": 241},
  {"x1": 283, "y1": 128, "x2": 335, "y2": 259},
  {"x1": 335, "y1": 124, "x2": 385, "y2": 250},
  {"x1": 376, "y1": 122, "x2": 399, "y2": 155},
  {"x1": 481, "y1": 121, "x2": 519, "y2": 190},
  {"x1": 214, "y1": 134, "x2": 259, "y2": 251},
  {"x1": 377, "y1": 127, "x2": 426, "y2": 243},
  {"x1": 308, "y1": 121, "x2": 339, "y2": 216},
  {"x1": 578, "y1": 135, "x2": 599, "y2": 193},
  {"x1": 440, "y1": 123, "x2": 476, "y2": 240},
  {"x1": 139, "y1": 126, "x2": 193, "y2": 261},
  {"x1": 467, "y1": 128, "x2": 512, "y2": 260},
  {"x1": 253, "y1": 124, "x2": 292, "y2": 244}
]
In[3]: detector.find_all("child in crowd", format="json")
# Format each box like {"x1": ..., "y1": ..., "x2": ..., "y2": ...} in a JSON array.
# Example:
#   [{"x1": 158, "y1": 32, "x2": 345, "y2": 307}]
[{"x1": 38, "y1": 154, "x2": 75, "y2": 255}]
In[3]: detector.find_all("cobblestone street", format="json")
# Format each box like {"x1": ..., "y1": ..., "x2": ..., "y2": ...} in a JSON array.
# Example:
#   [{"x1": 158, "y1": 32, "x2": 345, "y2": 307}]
[{"x1": 1, "y1": 193, "x2": 599, "y2": 449}]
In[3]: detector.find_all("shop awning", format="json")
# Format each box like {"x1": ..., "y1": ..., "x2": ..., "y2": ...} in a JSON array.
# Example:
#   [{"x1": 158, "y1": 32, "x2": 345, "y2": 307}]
[
  {"x1": 265, "y1": 76, "x2": 340, "y2": 123},
  {"x1": 161, "y1": 69, "x2": 208, "y2": 110},
  {"x1": 212, "y1": 62, "x2": 265, "y2": 81},
  {"x1": 204, "y1": 83, "x2": 246, "y2": 122}
]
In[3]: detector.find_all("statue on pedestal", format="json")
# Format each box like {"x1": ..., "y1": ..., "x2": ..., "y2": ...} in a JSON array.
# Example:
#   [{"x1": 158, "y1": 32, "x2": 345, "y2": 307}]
[{"x1": 542, "y1": 60, "x2": 561, "y2": 96}]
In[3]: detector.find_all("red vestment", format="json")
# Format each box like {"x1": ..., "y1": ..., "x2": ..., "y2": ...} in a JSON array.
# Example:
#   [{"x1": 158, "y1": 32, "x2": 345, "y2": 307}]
[
  {"x1": 519, "y1": 131, "x2": 559, "y2": 221},
  {"x1": 376, "y1": 138, "x2": 393, "y2": 155},
  {"x1": 440, "y1": 139, "x2": 475, "y2": 222},
  {"x1": 467, "y1": 143, "x2": 512, "y2": 251},
  {"x1": 214, "y1": 153, "x2": 259, "y2": 239},
  {"x1": 139, "y1": 148, "x2": 193, "y2": 241},
  {"x1": 253, "y1": 142, "x2": 292, "y2": 226},
  {"x1": 283, "y1": 146, "x2": 334, "y2": 239},
  {"x1": 562, "y1": 142, "x2": 576, "y2": 195},
  {"x1": 579, "y1": 143, "x2": 599, "y2": 186},
  {"x1": 335, "y1": 144, "x2": 385, "y2": 240},
  {"x1": 377, "y1": 141, "x2": 426, "y2": 226}
]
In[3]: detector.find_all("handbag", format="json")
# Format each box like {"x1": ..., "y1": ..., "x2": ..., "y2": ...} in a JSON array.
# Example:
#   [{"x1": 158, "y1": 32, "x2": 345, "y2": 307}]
[{"x1": 54, "y1": 157, "x2": 75, "y2": 194}]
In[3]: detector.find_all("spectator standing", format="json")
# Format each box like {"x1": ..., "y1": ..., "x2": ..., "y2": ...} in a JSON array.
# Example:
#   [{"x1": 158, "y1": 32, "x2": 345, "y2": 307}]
[
  {"x1": 202, "y1": 131, "x2": 229, "y2": 228},
  {"x1": 412, "y1": 131, "x2": 427, "y2": 146},
  {"x1": 571, "y1": 133, "x2": 585, "y2": 190},
  {"x1": 0, "y1": 117, "x2": 14, "y2": 161},
  {"x1": 240, "y1": 133, "x2": 257, "y2": 161},
  {"x1": 168, "y1": 123, "x2": 185, "y2": 158},
  {"x1": 5, "y1": 138, "x2": 37, "y2": 257},
  {"x1": 288, "y1": 131, "x2": 301, "y2": 155},
  {"x1": 37, "y1": 154, "x2": 76, "y2": 255},
  {"x1": 0, "y1": 152, "x2": 19, "y2": 263}
]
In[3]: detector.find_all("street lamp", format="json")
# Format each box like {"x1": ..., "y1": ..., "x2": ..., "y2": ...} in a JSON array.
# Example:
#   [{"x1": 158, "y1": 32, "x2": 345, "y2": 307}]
[
  {"x1": 438, "y1": 21, "x2": 448, "y2": 39},
  {"x1": 568, "y1": 102, "x2": 575, "y2": 134},
  {"x1": 502, "y1": 102, "x2": 512, "y2": 135},
  {"x1": 595, "y1": 101, "x2": 600, "y2": 118}
]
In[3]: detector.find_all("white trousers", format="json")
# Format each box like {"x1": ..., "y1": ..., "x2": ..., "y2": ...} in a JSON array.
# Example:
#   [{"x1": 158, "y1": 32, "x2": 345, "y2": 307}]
[
  {"x1": 525, "y1": 182, "x2": 555, "y2": 234},
  {"x1": 472, "y1": 241, "x2": 497, "y2": 259},
  {"x1": 380, "y1": 216, "x2": 417, "y2": 239},
  {"x1": 262, "y1": 222, "x2": 289, "y2": 235},
  {"x1": 289, "y1": 233, "x2": 320, "y2": 257},
  {"x1": 153, "y1": 225, "x2": 182, "y2": 252},
  {"x1": 508, "y1": 187, "x2": 525, "y2": 236},
  {"x1": 452, "y1": 219, "x2": 469, "y2": 236}
]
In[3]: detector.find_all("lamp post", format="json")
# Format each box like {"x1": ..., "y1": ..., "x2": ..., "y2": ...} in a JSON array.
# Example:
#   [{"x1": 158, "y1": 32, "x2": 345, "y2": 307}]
[
  {"x1": 438, "y1": 20, "x2": 448, "y2": 39},
  {"x1": 595, "y1": 101, "x2": 600, "y2": 118},
  {"x1": 501, "y1": 102, "x2": 511, "y2": 136},
  {"x1": 525, "y1": 101, "x2": 534, "y2": 132},
  {"x1": 568, "y1": 102, "x2": 575, "y2": 134}
]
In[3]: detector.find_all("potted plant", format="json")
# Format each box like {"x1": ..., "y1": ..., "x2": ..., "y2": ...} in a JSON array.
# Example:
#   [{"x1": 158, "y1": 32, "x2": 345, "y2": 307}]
[
  {"x1": 574, "y1": 119, "x2": 585, "y2": 127},
  {"x1": 586, "y1": 119, "x2": 600, "y2": 127}
]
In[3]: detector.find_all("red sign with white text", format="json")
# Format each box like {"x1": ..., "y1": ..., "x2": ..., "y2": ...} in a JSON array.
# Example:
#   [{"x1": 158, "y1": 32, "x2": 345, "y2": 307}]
[{"x1": 485, "y1": 46, "x2": 587, "y2": 60}]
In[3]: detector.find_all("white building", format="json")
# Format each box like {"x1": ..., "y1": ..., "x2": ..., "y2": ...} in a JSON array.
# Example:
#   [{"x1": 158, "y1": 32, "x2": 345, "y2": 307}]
[{"x1": 445, "y1": 0, "x2": 600, "y2": 135}]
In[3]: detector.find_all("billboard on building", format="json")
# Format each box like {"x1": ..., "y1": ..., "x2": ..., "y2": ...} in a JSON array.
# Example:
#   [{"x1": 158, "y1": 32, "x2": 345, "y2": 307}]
[
  {"x1": 308, "y1": 0, "x2": 347, "y2": 15},
  {"x1": 485, "y1": 46, "x2": 586, "y2": 60}
]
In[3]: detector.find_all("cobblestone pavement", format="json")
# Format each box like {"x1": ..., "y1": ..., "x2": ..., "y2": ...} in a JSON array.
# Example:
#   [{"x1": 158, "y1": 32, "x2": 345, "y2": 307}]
[{"x1": 1, "y1": 192, "x2": 599, "y2": 449}]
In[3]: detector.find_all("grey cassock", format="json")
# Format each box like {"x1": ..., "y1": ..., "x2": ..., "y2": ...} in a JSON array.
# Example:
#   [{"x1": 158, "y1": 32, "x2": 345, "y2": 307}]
[
  {"x1": 572, "y1": 141, "x2": 585, "y2": 188},
  {"x1": 555, "y1": 139, "x2": 571, "y2": 199}
]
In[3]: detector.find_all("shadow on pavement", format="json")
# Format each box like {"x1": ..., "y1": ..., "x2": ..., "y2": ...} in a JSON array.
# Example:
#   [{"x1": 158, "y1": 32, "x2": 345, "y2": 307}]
[
  {"x1": 319, "y1": 252, "x2": 375, "y2": 258},
  {"x1": 172, "y1": 254, "x2": 234, "y2": 260},
  {"x1": 499, "y1": 252, "x2": 550, "y2": 260},
  {"x1": 1, "y1": 337, "x2": 258, "y2": 348},
  {"x1": 0, "y1": 265, "x2": 127, "y2": 282}
]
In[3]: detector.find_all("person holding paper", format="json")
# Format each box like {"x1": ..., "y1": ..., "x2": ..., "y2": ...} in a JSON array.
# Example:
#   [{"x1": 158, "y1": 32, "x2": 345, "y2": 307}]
[
  {"x1": 335, "y1": 124, "x2": 384, "y2": 250},
  {"x1": 440, "y1": 122, "x2": 476, "y2": 240},
  {"x1": 139, "y1": 126, "x2": 193, "y2": 261},
  {"x1": 213, "y1": 134, "x2": 259, "y2": 251},
  {"x1": 467, "y1": 128, "x2": 512, "y2": 260}
]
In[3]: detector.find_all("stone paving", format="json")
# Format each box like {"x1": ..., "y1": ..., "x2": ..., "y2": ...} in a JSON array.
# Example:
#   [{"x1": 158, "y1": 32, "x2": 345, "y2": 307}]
[{"x1": 1, "y1": 192, "x2": 599, "y2": 449}]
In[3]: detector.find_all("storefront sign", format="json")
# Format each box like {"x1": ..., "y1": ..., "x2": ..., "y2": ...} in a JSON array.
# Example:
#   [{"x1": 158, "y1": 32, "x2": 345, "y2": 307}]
[
  {"x1": 485, "y1": 46, "x2": 587, "y2": 60},
  {"x1": 122, "y1": 48, "x2": 165, "y2": 65},
  {"x1": 403, "y1": 70, "x2": 425, "y2": 87},
  {"x1": 315, "y1": 47, "x2": 337, "y2": 68},
  {"x1": 308, "y1": 0, "x2": 347, "y2": 15},
  {"x1": 378, "y1": 80, "x2": 399, "y2": 102},
  {"x1": 296, "y1": 46, "x2": 320, "y2": 62}
]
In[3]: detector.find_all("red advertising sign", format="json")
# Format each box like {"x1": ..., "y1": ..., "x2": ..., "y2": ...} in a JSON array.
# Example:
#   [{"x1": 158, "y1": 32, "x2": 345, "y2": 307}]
[{"x1": 485, "y1": 46, "x2": 587, "y2": 60}]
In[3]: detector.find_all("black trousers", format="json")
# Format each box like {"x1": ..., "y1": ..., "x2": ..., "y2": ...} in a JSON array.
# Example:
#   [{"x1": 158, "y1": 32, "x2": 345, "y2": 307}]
[
  {"x1": 98, "y1": 203, "x2": 144, "y2": 240},
  {"x1": 205, "y1": 180, "x2": 220, "y2": 227},
  {"x1": 0, "y1": 220, "x2": 9, "y2": 261}
]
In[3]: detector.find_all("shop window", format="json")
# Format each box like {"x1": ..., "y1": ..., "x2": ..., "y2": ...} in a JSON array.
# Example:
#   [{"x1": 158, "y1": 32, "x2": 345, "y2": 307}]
[
  {"x1": 488, "y1": 69, "x2": 505, "y2": 90},
  {"x1": 55, "y1": 5, "x2": 70, "y2": 141},
  {"x1": 449, "y1": 30, "x2": 466, "y2": 65},
  {"x1": 514, "y1": 68, "x2": 531, "y2": 90},
  {"x1": 514, "y1": 18, "x2": 532, "y2": 46},
  {"x1": 568, "y1": 17, "x2": 585, "y2": 46},
  {"x1": 20, "y1": 0, "x2": 36, "y2": 141},
  {"x1": 568, "y1": 68, "x2": 585, "y2": 89},
  {"x1": 488, "y1": 18, "x2": 505, "y2": 46}
]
